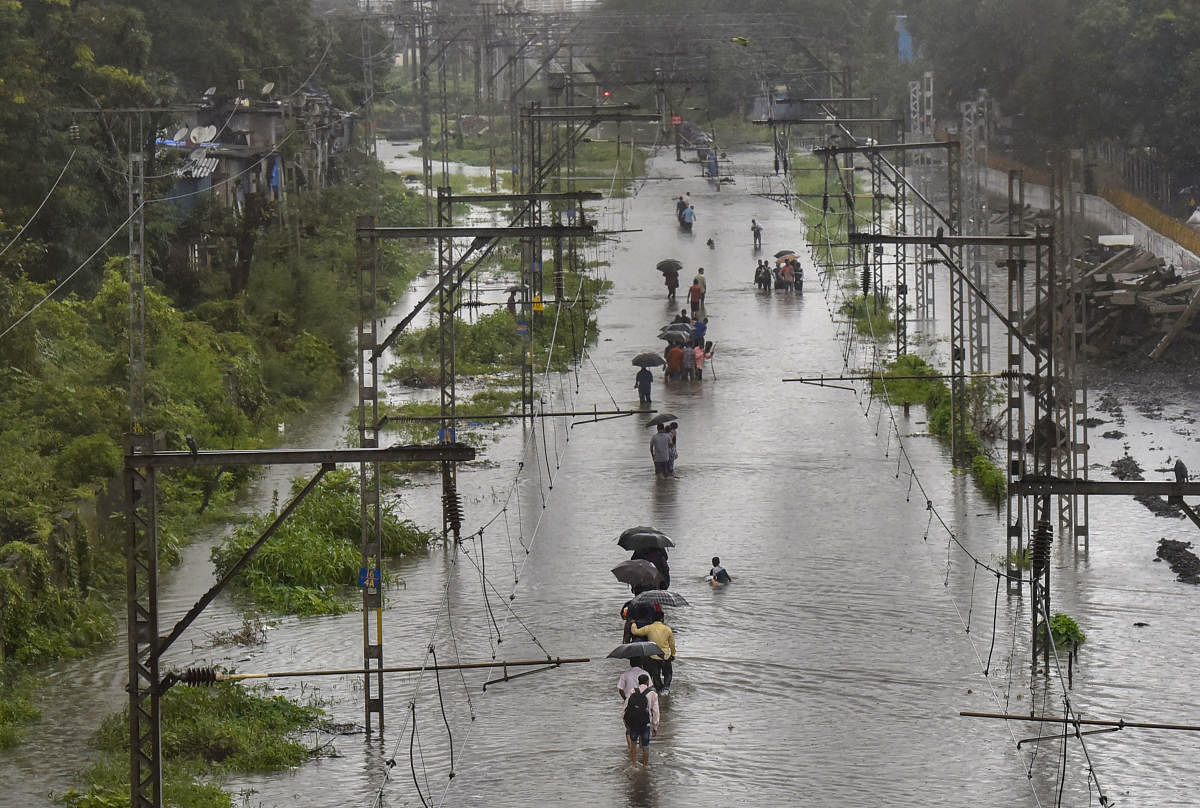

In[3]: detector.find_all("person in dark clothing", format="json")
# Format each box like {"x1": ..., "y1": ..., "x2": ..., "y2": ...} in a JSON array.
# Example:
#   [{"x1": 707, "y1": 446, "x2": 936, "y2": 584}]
[
  {"x1": 708, "y1": 556, "x2": 732, "y2": 585},
  {"x1": 664, "y1": 269, "x2": 679, "y2": 300},
  {"x1": 635, "y1": 367, "x2": 653, "y2": 404},
  {"x1": 633, "y1": 547, "x2": 670, "y2": 590}
]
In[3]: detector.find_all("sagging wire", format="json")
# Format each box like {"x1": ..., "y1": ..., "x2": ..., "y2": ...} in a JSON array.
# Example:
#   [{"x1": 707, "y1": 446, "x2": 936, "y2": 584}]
[
  {"x1": 985, "y1": 571, "x2": 1001, "y2": 675},
  {"x1": 409, "y1": 700, "x2": 431, "y2": 808},
  {"x1": 428, "y1": 645, "x2": 456, "y2": 780},
  {"x1": 0, "y1": 203, "x2": 142, "y2": 342},
  {"x1": 965, "y1": 562, "x2": 979, "y2": 633},
  {"x1": 1036, "y1": 588, "x2": 1110, "y2": 805},
  {"x1": 442, "y1": 585, "x2": 476, "y2": 720},
  {"x1": 476, "y1": 528, "x2": 501, "y2": 646},
  {"x1": 0, "y1": 148, "x2": 76, "y2": 259}
]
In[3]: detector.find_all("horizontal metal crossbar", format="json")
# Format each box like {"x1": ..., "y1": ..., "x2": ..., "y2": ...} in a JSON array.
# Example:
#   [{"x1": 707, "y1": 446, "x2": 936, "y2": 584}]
[
  {"x1": 356, "y1": 224, "x2": 594, "y2": 239},
  {"x1": 960, "y1": 710, "x2": 1200, "y2": 732},
  {"x1": 813, "y1": 141, "x2": 958, "y2": 156},
  {"x1": 1010, "y1": 478, "x2": 1200, "y2": 497},
  {"x1": 446, "y1": 191, "x2": 602, "y2": 203},
  {"x1": 126, "y1": 444, "x2": 476, "y2": 469},
  {"x1": 848, "y1": 233, "x2": 1053, "y2": 247}
]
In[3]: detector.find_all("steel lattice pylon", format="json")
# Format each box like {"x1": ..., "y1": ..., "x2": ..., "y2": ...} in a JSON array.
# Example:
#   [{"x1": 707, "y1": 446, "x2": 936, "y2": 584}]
[
  {"x1": 946, "y1": 141, "x2": 967, "y2": 462},
  {"x1": 1051, "y1": 155, "x2": 1090, "y2": 553},
  {"x1": 894, "y1": 144, "x2": 908, "y2": 357},
  {"x1": 355, "y1": 216, "x2": 385, "y2": 731},
  {"x1": 437, "y1": 188, "x2": 461, "y2": 541},
  {"x1": 1005, "y1": 171, "x2": 1028, "y2": 594},
  {"x1": 960, "y1": 92, "x2": 991, "y2": 374}
]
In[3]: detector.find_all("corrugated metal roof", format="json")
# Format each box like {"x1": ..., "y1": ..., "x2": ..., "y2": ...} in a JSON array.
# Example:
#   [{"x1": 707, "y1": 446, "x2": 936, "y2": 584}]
[{"x1": 178, "y1": 156, "x2": 220, "y2": 179}]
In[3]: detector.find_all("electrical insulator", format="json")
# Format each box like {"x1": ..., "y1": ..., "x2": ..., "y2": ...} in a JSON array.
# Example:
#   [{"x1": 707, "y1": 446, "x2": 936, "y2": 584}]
[
  {"x1": 69, "y1": 123, "x2": 80, "y2": 143},
  {"x1": 442, "y1": 484, "x2": 463, "y2": 537},
  {"x1": 1031, "y1": 520, "x2": 1052, "y2": 577},
  {"x1": 861, "y1": 265, "x2": 871, "y2": 295},
  {"x1": 180, "y1": 666, "x2": 218, "y2": 686}
]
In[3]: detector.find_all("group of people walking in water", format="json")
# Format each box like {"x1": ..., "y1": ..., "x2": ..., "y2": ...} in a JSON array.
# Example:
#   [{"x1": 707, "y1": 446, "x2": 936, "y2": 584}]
[
  {"x1": 617, "y1": 544, "x2": 734, "y2": 766},
  {"x1": 754, "y1": 258, "x2": 803, "y2": 291},
  {"x1": 618, "y1": 196, "x2": 749, "y2": 766}
]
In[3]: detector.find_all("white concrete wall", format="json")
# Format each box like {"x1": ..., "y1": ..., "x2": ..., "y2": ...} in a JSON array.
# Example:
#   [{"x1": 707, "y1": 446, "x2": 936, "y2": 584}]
[{"x1": 981, "y1": 165, "x2": 1200, "y2": 271}]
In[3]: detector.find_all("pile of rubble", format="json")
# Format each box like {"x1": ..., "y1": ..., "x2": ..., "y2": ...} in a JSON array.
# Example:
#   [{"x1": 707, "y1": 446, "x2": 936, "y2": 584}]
[
  {"x1": 1075, "y1": 245, "x2": 1200, "y2": 358},
  {"x1": 1020, "y1": 244, "x2": 1200, "y2": 359}
]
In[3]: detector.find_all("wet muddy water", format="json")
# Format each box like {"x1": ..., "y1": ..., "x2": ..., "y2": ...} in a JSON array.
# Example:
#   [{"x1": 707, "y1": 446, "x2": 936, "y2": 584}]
[{"x1": 4, "y1": 146, "x2": 1199, "y2": 807}]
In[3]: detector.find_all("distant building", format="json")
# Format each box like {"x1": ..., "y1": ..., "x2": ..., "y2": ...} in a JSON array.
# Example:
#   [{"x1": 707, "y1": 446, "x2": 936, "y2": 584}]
[{"x1": 158, "y1": 87, "x2": 352, "y2": 216}]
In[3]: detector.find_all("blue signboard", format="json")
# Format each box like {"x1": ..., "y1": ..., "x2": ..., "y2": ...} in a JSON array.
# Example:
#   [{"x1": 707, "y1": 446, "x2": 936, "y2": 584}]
[{"x1": 359, "y1": 568, "x2": 381, "y2": 588}]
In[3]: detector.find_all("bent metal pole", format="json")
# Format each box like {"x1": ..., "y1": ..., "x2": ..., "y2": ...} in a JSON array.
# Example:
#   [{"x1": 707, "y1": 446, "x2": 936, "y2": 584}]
[
  {"x1": 175, "y1": 657, "x2": 591, "y2": 685},
  {"x1": 959, "y1": 710, "x2": 1200, "y2": 733}
]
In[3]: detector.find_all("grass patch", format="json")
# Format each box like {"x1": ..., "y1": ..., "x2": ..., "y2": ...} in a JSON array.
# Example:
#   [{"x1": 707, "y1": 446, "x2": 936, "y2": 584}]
[
  {"x1": 59, "y1": 682, "x2": 322, "y2": 808},
  {"x1": 874, "y1": 354, "x2": 1006, "y2": 504},
  {"x1": 211, "y1": 470, "x2": 436, "y2": 617},
  {"x1": 0, "y1": 669, "x2": 39, "y2": 749},
  {"x1": 838, "y1": 293, "x2": 896, "y2": 339}
]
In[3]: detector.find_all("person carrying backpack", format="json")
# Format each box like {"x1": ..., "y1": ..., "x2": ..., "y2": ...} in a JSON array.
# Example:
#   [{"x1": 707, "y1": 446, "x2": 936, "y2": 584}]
[{"x1": 622, "y1": 673, "x2": 660, "y2": 765}]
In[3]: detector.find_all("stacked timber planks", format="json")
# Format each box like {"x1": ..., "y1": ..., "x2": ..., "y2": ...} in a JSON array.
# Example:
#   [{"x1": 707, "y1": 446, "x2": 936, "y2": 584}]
[{"x1": 1022, "y1": 245, "x2": 1200, "y2": 358}]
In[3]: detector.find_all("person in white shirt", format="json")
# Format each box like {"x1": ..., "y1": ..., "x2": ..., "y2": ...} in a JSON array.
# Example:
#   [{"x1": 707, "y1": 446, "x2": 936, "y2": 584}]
[
  {"x1": 617, "y1": 659, "x2": 648, "y2": 699},
  {"x1": 621, "y1": 674, "x2": 660, "y2": 765}
]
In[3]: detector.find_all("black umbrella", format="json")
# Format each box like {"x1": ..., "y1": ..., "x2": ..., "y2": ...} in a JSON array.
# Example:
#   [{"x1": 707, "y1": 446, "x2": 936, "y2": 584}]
[
  {"x1": 659, "y1": 323, "x2": 693, "y2": 334},
  {"x1": 632, "y1": 353, "x2": 666, "y2": 367},
  {"x1": 630, "y1": 590, "x2": 690, "y2": 608},
  {"x1": 774, "y1": 249, "x2": 798, "y2": 258},
  {"x1": 659, "y1": 331, "x2": 689, "y2": 343},
  {"x1": 612, "y1": 559, "x2": 663, "y2": 588},
  {"x1": 645, "y1": 413, "x2": 678, "y2": 427},
  {"x1": 618, "y1": 527, "x2": 675, "y2": 551},
  {"x1": 656, "y1": 258, "x2": 683, "y2": 274},
  {"x1": 607, "y1": 641, "x2": 662, "y2": 659},
  {"x1": 505, "y1": 284, "x2": 526, "y2": 293}
]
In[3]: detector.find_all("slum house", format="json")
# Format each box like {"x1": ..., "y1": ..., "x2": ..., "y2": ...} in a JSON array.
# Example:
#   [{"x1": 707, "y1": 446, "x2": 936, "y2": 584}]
[{"x1": 157, "y1": 87, "x2": 352, "y2": 275}]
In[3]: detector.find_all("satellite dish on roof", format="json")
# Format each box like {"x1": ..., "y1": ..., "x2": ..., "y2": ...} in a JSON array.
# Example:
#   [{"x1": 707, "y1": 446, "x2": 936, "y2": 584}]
[
  {"x1": 203, "y1": 86, "x2": 217, "y2": 97},
  {"x1": 189, "y1": 148, "x2": 207, "y2": 162},
  {"x1": 261, "y1": 82, "x2": 275, "y2": 96},
  {"x1": 201, "y1": 125, "x2": 218, "y2": 142},
  {"x1": 189, "y1": 126, "x2": 206, "y2": 143},
  {"x1": 172, "y1": 127, "x2": 188, "y2": 142}
]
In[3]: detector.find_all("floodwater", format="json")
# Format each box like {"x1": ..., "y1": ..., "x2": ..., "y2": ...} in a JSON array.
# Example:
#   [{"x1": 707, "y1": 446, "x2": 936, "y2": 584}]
[{"x1": 4, "y1": 145, "x2": 1200, "y2": 808}]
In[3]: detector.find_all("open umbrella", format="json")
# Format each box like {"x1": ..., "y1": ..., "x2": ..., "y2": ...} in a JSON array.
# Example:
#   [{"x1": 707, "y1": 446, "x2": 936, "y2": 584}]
[
  {"x1": 659, "y1": 331, "x2": 689, "y2": 344},
  {"x1": 618, "y1": 527, "x2": 675, "y2": 551},
  {"x1": 631, "y1": 590, "x2": 690, "y2": 608},
  {"x1": 659, "y1": 323, "x2": 693, "y2": 334},
  {"x1": 612, "y1": 559, "x2": 663, "y2": 588},
  {"x1": 645, "y1": 413, "x2": 677, "y2": 427},
  {"x1": 774, "y1": 249, "x2": 798, "y2": 258},
  {"x1": 656, "y1": 258, "x2": 683, "y2": 274},
  {"x1": 607, "y1": 641, "x2": 662, "y2": 659},
  {"x1": 505, "y1": 284, "x2": 526, "y2": 293},
  {"x1": 632, "y1": 352, "x2": 666, "y2": 367}
]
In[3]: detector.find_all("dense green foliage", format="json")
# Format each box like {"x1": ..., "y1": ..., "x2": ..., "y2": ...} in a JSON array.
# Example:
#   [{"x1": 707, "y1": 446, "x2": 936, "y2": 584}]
[
  {"x1": 60, "y1": 682, "x2": 322, "y2": 808},
  {"x1": 1049, "y1": 612, "x2": 1086, "y2": 648},
  {"x1": 211, "y1": 470, "x2": 436, "y2": 616},
  {"x1": 902, "y1": 0, "x2": 1200, "y2": 182},
  {"x1": 0, "y1": 161, "x2": 427, "y2": 742},
  {"x1": 874, "y1": 355, "x2": 1006, "y2": 504},
  {"x1": 589, "y1": 0, "x2": 1200, "y2": 196}
]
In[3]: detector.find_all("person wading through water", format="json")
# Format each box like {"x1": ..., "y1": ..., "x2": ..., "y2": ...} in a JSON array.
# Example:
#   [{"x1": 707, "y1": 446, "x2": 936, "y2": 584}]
[{"x1": 622, "y1": 673, "x2": 659, "y2": 766}]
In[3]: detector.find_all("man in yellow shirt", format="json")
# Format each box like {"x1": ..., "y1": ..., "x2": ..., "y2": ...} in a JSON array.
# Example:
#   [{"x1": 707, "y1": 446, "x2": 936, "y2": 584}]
[{"x1": 630, "y1": 617, "x2": 676, "y2": 695}]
